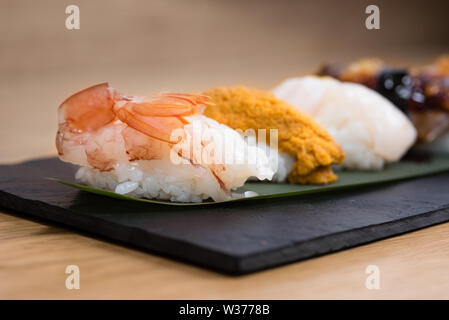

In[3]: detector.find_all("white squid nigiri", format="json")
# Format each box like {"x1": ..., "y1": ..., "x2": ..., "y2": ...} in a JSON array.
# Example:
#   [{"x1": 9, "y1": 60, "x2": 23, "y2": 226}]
[{"x1": 273, "y1": 76, "x2": 417, "y2": 170}]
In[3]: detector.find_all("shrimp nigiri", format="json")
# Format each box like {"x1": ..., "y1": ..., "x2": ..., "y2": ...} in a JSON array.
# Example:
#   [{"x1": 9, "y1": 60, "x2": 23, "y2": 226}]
[{"x1": 56, "y1": 83, "x2": 274, "y2": 202}]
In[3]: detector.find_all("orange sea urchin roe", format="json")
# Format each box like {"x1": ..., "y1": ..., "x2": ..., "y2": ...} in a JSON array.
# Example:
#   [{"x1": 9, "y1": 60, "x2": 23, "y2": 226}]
[{"x1": 203, "y1": 86, "x2": 345, "y2": 184}]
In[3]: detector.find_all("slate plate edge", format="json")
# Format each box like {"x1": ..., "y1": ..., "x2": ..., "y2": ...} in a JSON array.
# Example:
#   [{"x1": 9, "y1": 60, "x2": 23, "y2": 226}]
[
  {"x1": 236, "y1": 205, "x2": 449, "y2": 274},
  {"x1": 0, "y1": 190, "x2": 241, "y2": 274},
  {"x1": 3, "y1": 187, "x2": 449, "y2": 275}
]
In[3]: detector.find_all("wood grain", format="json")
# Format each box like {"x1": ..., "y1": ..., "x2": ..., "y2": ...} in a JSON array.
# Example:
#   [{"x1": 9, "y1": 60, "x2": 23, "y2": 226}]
[{"x1": 1, "y1": 0, "x2": 449, "y2": 299}]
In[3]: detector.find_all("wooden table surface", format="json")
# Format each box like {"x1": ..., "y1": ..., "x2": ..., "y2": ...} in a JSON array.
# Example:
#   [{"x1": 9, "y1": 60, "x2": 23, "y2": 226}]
[{"x1": 1, "y1": 0, "x2": 449, "y2": 299}]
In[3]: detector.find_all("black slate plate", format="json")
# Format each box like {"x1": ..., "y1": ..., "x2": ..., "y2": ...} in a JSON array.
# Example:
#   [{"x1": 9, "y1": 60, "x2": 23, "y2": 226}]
[{"x1": 1, "y1": 157, "x2": 449, "y2": 275}]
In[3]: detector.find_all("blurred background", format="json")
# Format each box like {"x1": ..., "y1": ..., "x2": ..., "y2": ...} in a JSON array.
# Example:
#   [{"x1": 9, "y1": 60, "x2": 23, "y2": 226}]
[{"x1": 1, "y1": 0, "x2": 448, "y2": 162}]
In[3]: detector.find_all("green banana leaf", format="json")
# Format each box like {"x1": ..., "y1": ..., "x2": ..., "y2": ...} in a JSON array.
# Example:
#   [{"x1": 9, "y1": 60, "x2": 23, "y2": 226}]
[{"x1": 52, "y1": 155, "x2": 449, "y2": 206}]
